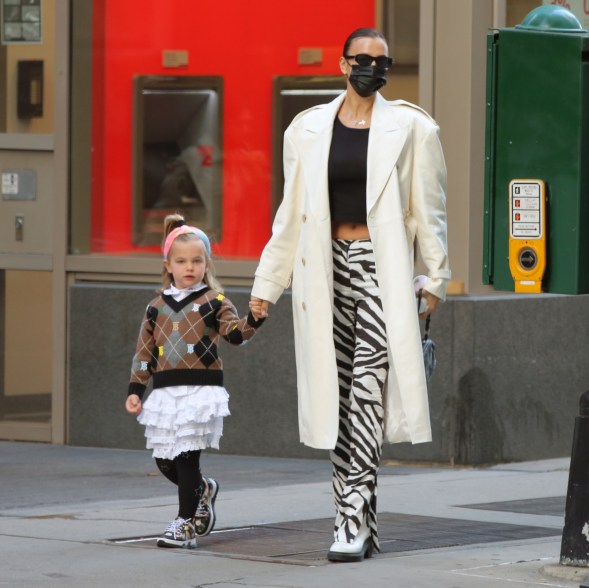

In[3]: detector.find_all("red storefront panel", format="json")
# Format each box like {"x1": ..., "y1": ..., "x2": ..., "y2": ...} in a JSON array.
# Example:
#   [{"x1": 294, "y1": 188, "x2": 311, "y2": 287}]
[{"x1": 91, "y1": 0, "x2": 375, "y2": 258}]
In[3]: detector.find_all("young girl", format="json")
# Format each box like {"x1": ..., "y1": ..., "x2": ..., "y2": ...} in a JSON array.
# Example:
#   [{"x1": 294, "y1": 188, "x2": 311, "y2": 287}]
[{"x1": 126, "y1": 214, "x2": 265, "y2": 549}]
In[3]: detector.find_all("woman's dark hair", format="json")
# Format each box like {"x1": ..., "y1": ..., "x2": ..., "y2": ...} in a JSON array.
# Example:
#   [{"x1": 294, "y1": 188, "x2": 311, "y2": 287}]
[{"x1": 343, "y1": 28, "x2": 388, "y2": 56}]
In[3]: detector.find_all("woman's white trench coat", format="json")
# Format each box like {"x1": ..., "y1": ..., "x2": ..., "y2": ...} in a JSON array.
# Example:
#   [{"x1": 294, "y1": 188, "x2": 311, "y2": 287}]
[{"x1": 252, "y1": 91, "x2": 450, "y2": 449}]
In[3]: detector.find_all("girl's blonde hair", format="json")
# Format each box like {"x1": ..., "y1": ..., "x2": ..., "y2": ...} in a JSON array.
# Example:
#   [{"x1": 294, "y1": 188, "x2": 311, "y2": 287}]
[{"x1": 160, "y1": 213, "x2": 223, "y2": 293}]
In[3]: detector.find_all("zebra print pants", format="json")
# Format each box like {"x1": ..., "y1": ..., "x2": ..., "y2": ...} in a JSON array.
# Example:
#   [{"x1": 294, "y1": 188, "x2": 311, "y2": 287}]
[{"x1": 330, "y1": 239, "x2": 388, "y2": 551}]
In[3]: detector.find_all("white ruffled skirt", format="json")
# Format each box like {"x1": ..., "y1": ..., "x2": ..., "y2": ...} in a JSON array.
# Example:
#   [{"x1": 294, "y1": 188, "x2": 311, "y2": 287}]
[{"x1": 137, "y1": 385, "x2": 230, "y2": 460}]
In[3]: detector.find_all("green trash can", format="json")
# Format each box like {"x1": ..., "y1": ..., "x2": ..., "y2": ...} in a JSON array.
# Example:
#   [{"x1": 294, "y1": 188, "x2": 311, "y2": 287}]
[{"x1": 483, "y1": 5, "x2": 589, "y2": 294}]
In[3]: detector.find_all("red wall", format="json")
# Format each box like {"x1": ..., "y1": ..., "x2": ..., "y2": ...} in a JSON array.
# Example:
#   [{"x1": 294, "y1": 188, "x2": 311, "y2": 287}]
[{"x1": 91, "y1": 0, "x2": 375, "y2": 258}]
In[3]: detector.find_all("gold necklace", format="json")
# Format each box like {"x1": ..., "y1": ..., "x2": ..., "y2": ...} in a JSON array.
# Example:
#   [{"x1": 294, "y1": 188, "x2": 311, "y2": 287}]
[
  {"x1": 346, "y1": 111, "x2": 371, "y2": 127},
  {"x1": 340, "y1": 108, "x2": 371, "y2": 127}
]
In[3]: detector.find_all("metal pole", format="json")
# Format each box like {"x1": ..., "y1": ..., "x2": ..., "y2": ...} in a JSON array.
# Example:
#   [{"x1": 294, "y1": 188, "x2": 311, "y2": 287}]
[{"x1": 560, "y1": 390, "x2": 589, "y2": 566}]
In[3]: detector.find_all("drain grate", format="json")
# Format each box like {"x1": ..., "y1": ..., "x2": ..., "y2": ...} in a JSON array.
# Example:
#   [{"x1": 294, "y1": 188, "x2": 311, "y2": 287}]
[
  {"x1": 460, "y1": 496, "x2": 565, "y2": 517},
  {"x1": 108, "y1": 512, "x2": 560, "y2": 565}
]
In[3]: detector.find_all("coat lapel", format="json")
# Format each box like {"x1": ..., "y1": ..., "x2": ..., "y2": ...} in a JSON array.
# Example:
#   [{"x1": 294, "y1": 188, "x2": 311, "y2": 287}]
[
  {"x1": 296, "y1": 92, "x2": 409, "y2": 220},
  {"x1": 367, "y1": 93, "x2": 409, "y2": 216},
  {"x1": 298, "y1": 93, "x2": 345, "y2": 221}
]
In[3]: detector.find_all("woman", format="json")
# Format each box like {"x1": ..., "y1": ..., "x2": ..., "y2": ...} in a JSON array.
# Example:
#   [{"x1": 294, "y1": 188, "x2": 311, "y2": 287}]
[{"x1": 250, "y1": 28, "x2": 450, "y2": 562}]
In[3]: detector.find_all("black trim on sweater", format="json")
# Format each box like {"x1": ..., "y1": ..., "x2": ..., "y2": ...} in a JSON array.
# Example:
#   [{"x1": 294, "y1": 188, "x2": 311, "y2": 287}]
[
  {"x1": 128, "y1": 382, "x2": 147, "y2": 400},
  {"x1": 246, "y1": 311, "x2": 266, "y2": 329},
  {"x1": 128, "y1": 369, "x2": 225, "y2": 400},
  {"x1": 152, "y1": 368, "x2": 224, "y2": 389},
  {"x1": 161, "y1": 287, "x2": 210, "y2": 313}
]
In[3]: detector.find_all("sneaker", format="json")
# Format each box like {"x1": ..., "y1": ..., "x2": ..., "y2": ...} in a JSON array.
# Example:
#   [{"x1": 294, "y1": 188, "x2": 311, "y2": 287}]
[
  {"x1": 156, "y1": 517, "x2": 197, "y2": 549},
  {"x1": 193, "y1": 477, "x2": 218, "y2": 536}
]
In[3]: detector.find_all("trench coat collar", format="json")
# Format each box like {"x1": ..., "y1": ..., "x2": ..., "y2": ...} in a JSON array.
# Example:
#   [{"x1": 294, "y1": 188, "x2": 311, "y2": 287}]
[
  {"x1": 299, "y1": 91, "x2": 345, "y2": 133},
  {"x1": 367, "y1": 93, "x2": 408, "y2": 215},
  {"x1": 299, "y1": 91, "x2": 408, "y2": 219},
  {"x1": 297, "y1": 93, "x2": 343, "y2": 222}
]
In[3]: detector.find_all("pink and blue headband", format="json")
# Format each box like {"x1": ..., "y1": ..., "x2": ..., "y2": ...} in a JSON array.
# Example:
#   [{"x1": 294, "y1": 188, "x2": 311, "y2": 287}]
[{"x1": 163, "y1": 225, "x2": 211, "y2": 260}]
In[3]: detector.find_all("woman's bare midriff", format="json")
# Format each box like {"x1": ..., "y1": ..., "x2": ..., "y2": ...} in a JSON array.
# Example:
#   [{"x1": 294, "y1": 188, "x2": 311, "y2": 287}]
[{"x1": 331, "y1": 221, "x2": 371, "y2": 240}]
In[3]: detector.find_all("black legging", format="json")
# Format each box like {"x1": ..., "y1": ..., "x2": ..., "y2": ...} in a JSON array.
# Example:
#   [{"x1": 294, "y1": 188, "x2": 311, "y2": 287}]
[{"x1": 155, "y1": 451, "x2": 203, "y2": 520}]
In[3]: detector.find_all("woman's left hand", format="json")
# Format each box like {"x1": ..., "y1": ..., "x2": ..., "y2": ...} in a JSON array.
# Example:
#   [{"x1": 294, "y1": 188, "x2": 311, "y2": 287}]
[{"x1": 420, "y1": 290, "x2": 440, "y2": 318}]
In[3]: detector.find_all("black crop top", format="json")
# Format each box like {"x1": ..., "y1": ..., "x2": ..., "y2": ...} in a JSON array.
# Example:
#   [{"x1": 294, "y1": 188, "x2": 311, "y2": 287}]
[{"x1": 328, "y1": 117, "x2": 369, "y2": 224}]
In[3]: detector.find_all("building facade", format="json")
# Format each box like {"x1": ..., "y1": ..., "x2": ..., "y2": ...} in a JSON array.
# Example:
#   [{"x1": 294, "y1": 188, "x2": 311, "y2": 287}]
[{"x1": 2, "y1": 0, "x2": 585, "y2": 465}]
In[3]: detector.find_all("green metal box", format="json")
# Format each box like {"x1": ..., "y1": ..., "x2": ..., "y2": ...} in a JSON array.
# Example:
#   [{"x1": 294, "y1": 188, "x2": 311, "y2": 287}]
[{"x1": 483, "y1": 8, "x2": 589, "y2": 294}]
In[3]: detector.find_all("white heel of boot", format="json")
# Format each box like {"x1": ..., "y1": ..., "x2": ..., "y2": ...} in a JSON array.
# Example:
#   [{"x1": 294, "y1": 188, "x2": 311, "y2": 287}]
[{"x1": 327, "y1": 526, "x2": 372, "y2": 562}]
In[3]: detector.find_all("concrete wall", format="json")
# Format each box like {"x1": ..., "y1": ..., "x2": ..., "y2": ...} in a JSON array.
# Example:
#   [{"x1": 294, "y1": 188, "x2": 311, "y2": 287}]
[
  {"x1": 68, "y1": 283, "x2": 588, "y2": 465},
  {"x1": 68, "y1": 283, "x2": 324, "y2": 459}
]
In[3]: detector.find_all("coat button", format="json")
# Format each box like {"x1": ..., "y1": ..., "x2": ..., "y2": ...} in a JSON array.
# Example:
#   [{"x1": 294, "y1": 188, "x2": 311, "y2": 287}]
[
  {"x1": 302, "y1": 257, "x2": 306, "y2": 266},
  {"x1": 302, "y1": 214, "x2": 307, "y2": 222},
  {"x1": 302, "y1": 302, "x2": 306, "y2": 311}
]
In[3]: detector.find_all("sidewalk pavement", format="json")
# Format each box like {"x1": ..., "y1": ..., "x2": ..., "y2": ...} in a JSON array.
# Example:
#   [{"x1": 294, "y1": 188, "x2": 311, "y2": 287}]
[{"x1": 0, "y1": 441, "x2": 587, "y2": 588}]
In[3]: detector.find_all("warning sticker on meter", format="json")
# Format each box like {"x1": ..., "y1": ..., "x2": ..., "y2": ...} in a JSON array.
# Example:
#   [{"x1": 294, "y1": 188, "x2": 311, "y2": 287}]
[{"x1": 510, "y1": 181, "x2": 542, "y2": 239}]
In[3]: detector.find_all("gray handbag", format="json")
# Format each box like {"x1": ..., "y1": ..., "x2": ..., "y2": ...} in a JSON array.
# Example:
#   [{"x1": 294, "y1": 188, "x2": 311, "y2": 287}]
[{"x1": 417, "y1": 289, "x2": 436, "y2": 381}]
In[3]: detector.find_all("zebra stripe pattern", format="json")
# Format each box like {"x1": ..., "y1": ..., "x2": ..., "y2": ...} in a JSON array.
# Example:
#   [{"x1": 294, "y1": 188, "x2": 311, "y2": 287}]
[{"x1": 330, "y1": 239, "x2": 388, "y2": 551}]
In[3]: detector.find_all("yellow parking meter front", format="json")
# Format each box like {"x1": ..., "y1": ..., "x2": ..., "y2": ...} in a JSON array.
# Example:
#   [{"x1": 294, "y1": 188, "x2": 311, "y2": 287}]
[{"x1": 508, "y1": 179, "x2": 546, "y2": 293}]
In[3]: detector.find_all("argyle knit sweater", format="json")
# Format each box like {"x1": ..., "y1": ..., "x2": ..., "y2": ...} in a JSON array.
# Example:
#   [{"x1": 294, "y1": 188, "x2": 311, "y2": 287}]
[{"x1": 128, "y1": 287, "x2": 264, "y2": 400}]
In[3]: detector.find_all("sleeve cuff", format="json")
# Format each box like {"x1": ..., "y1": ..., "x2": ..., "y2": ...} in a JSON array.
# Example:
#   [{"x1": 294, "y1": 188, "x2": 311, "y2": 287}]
[
  {"x1": 251, "y1": 274, "x2": 287, "y2": 304},
  {"x1": 424, "y1": 277, "x2": 448, "y2": 301},
  {"x1": 247, "y1": 311, "x2": 266, "y2": 328},
  {"x1": 128, "y1": 383, "x2": 146, "y2": 400}
]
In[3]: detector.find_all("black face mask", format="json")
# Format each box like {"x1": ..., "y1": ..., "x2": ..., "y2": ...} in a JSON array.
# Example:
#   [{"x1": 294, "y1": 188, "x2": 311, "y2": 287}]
[{"x1": 348, "y1": 65, "x2": 388, "y2": 97}]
